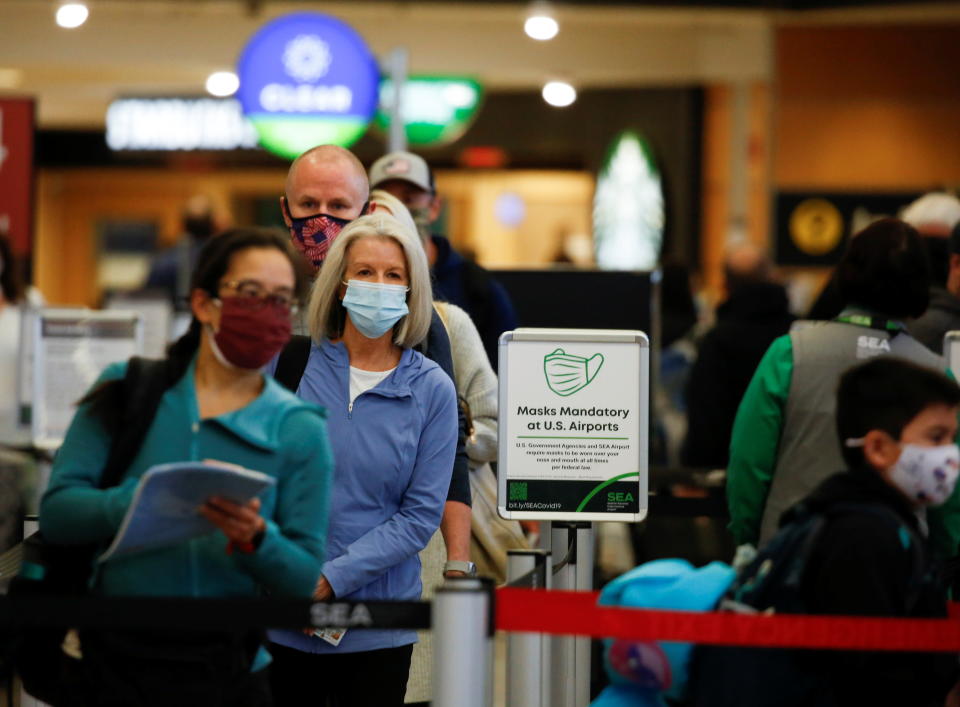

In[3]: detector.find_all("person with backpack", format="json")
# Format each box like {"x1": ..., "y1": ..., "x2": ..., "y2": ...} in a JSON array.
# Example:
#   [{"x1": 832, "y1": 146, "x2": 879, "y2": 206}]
[
  {"x1": 36, "y1": 228, "x2": 334, "y2": 706},
  {"x1": 727, "y1": 218, "x2": 960, "y2": 556},
  {"x1": 265, "y1": 213, "x2": 458, "y2": 706},
  {"x1": 693, "y1": 356, "x2": 960, "y2": 707},
  {"x1": 366, "y1": 189, "x2": 526, "y2": 705},
  {"x1": 369, "y1": 150, "x2": 518, "y2": 372}
]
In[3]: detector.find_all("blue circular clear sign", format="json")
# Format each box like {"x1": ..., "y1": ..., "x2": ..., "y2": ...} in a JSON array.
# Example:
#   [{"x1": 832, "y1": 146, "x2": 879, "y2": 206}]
[{"x1": 236, "y1": 12, "x2": 380, "y2": 158}]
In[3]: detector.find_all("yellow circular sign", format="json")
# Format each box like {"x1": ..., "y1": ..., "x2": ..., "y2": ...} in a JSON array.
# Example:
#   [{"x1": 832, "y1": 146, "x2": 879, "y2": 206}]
[{"x1": 789, "y1": 198, "x2": 844, "y2": 256}]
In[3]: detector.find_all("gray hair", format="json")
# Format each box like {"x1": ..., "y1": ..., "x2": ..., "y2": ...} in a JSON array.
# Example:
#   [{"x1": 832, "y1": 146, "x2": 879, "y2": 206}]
[{"x1": 307, "y1": 213, "x2": 433, "y2": 348}]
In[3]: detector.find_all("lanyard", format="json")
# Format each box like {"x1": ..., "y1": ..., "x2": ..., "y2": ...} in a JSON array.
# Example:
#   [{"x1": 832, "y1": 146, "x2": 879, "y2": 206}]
[{"x1": 834, "y1": 313, "x2": 906, "y2": 334}]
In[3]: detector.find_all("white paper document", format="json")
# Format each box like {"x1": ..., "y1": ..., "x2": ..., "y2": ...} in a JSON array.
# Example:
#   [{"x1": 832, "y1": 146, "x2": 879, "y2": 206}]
[{"x1": 99, "y1": 461, "x2": 275, "y2": 562}]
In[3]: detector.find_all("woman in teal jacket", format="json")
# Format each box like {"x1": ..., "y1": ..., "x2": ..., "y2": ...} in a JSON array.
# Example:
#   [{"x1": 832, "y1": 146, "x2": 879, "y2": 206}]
[
  {"x1": 39, "y1": 228, "x2": 334, "y2": 706},
  {"x1": 266, "y1": 213, "x2": 458, "y2": 707}
]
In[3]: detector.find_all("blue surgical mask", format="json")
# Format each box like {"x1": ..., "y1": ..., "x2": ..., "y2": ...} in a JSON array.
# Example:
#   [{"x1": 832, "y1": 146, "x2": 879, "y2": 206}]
[{"x1": 341, "y1": 280, "x2": 409, "y2": 339}]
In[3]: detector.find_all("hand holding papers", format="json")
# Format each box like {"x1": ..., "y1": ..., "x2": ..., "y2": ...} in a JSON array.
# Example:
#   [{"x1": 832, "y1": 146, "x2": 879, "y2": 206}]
[{"x1": 99, "y1": 461, "x2": 275, "y2": 562}]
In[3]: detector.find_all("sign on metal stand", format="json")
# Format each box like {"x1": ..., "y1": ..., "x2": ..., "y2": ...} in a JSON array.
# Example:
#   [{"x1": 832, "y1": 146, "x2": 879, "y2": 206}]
[
  {"x1": 499, "y1": 328, "x2": 649, "y2": 707},
  {"x1": 498, "y1": 329, "x2": 648, "y2": 522}
]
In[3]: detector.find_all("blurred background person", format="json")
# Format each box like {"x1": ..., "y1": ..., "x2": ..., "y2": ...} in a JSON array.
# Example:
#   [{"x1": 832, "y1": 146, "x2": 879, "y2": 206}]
[
  {"x1": 806, "y1": 191, "x2": 960, "y2": 323},
  {"x1": 681, "y1": 243, "x2": 795, "y2": 470},
  {"x1": 369, "y1": 150, "x2": 517, "y2": 371},
  {"x1": 266, "y1": 213, "x2": 457, "y2": 707},
  {"x1": 144, "y1": 194, "x2": 222, "y2": 312},
  {"x1": 0, "y1": 231, "x2": 44, "y2": 590},
  {"x1": 727, "y1": 218, "x2": 960, "y2": 554},
  {"x1": 368, "y1": 188, "x2": 526, "y2": 703},
  {"x1": 904, "y1": 192, "x2": 960, "y2": 354},
  {"x1": 0, "y1": 232, "x2": 42, "y2": 449},
  {"x1": 653, "y1": 258, "x2": 700, "y2": 466},
  {"x1": 38, "y1": 228, "x2": 334, "y2": 706}
]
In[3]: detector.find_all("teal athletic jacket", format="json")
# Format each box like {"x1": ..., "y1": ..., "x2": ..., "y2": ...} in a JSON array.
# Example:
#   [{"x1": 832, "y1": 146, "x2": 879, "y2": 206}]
[{"x1": 41, "y1": 357, "x2": 334, "y2": 604}]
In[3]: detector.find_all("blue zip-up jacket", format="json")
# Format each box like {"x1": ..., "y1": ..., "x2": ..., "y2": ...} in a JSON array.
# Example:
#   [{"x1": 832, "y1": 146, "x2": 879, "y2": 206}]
[{"x1": 268, "y1": 338, "x2": 458, "y2": 654}]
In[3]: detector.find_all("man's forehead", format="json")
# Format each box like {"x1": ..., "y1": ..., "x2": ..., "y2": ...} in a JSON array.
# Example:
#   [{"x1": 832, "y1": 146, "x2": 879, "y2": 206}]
[{"x1": 289, "y1": 156, "x2": 366, "y2": 198}]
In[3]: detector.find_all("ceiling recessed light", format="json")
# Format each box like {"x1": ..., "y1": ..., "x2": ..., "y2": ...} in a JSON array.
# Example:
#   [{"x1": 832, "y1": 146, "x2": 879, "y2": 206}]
[
  {"x1": 525, "y1": 15, "x2": 559, "y2": 41},
  {"x1": 56, "y1": 3, "x2": 89, "y2": 29},
  {"x1": 206, "y1": 71, "x2": 240, "y2": 97},
  {"x1": 542, "y1": 81, "x2": 576, "y2": 108}
]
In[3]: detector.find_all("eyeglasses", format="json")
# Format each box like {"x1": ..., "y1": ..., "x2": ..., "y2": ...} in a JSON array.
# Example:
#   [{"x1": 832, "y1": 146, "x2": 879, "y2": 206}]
[{"x1": 219, "y1": 279, "x2": 299, "y2": 314}]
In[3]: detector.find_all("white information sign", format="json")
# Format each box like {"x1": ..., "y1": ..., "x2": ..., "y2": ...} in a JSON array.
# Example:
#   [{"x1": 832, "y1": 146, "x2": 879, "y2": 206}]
[
  {"x1": 498, "y1": 328, "x2": 648, "y2": 522},
  {"x1": 105, "y1": 294, "x2": 173, "y2": 359},
  {"x1": 32, "y1": 309, "x2": 143, "y2": 450}
]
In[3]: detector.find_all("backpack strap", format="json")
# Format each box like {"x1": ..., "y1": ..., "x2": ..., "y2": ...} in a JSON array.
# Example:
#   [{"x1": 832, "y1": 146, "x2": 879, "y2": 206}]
[
  {"x1": 98, "y1": 357, "x2": 173, "y2": 489},
  {"x1": 274, "y1": 335, "x2": 312, "y2": 393},
  {"x1": 460, "y1": 260, "x2": 494, "y2": 332}
]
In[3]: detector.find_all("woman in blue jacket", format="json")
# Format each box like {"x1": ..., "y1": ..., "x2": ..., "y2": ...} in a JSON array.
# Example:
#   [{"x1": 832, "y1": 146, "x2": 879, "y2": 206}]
[
  {"x1": 267, "y1": 213, "x2": 458, "y2": 707},
  {"x1": 39, "y1": 229, "x2": 334, "y2": 706}
]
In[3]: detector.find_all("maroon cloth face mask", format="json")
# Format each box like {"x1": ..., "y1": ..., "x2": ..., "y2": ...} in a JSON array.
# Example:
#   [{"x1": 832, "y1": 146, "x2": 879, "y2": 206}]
[{"x1": 211, "y1": 296, "x2": 292, "y2": 370}]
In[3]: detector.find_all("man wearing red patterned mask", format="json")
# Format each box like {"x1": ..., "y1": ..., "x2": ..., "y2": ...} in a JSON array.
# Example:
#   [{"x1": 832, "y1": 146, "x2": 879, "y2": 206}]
[
  {"x1": 280, "y1": 145, "x2": 369, "y2": 273},
  {"x1": 276, "y1": 145, "x2": 476, "y2": 590}
]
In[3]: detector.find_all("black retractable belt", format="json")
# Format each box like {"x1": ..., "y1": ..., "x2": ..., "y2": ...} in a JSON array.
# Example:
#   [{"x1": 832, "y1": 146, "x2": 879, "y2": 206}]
[{"x1": 0, "y1": 597, "x2": 432, "y2": 632}]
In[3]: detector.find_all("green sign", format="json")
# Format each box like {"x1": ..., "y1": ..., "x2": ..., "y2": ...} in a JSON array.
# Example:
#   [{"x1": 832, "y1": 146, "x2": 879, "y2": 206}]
[{"x1": 375, "y1": 76, "x2": 483, "y2": 146}]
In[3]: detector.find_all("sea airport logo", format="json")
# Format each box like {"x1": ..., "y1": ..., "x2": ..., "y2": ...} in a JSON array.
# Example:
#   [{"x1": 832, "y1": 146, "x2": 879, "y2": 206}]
[{"x1": 283, "y1": 35, "x2": 332, "y2": 82}]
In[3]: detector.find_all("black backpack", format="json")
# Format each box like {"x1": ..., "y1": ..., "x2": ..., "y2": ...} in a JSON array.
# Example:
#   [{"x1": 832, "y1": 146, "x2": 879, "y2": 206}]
[
  {"x1": 6, "y1": 357, "x2": 172, "y2": 705},
  {"x1": 689, "y1": 502, "x2": 927, "y2": 707},
  {"x1": 273, "y1": 334, "x2": 312, "y2": 393},
  {"x1": 726, "y1": 502, "x2": 926, "y2": 615}
]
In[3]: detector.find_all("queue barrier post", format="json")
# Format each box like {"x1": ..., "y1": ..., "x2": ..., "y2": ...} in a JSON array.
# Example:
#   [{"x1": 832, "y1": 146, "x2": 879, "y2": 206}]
[
  {"x1": 432, "y1": 576, "x2": 494, "y2": 707},
  {"x1": 549, "y1": 522, "x2": 594, "y2": 707},
  {"x1": 505, "y1": 549, "x2": 551, "y2": 707}
]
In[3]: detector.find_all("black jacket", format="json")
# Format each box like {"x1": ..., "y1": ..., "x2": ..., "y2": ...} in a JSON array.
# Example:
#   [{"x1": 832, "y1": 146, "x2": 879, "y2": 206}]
[
  {"x1": 681, "y1": 282, "x2": 795, "y2": 468},
  {"x1": 797, "y1": 468, "x2": 957, "y2": 706},
  {"x1": 692, "y1": 468, "x2": 958, "y2": 707},
  {"x1": 909, "y1": 286, "x2": 960, "y2": 355}
]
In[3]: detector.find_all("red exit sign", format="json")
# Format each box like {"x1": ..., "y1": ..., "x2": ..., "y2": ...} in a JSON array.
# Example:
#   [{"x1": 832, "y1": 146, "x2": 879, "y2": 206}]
[{"x1": 0, "y1": 98, "x2": 35, "y2": 256}]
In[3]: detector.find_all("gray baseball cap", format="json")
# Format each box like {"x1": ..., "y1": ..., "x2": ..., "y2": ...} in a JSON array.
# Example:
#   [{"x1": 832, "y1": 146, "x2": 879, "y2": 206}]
[{"x1": 369, "y1": 151, "x2": 434, "y2": 193}]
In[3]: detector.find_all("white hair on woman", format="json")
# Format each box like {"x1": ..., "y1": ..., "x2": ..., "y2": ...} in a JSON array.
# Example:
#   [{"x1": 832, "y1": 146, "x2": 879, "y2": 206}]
[
  {"x1": 307, "y1": 213, "x2": 433, "y2": 348},
  {"x1": 368, "y1": 189, "x2": 420, "y2": 239}
]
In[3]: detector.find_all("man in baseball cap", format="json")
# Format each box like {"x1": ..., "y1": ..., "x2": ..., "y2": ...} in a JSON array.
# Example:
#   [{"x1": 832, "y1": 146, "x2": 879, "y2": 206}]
[{"x1": 370, "y1": 150, "x2": 517, "y2": 371}]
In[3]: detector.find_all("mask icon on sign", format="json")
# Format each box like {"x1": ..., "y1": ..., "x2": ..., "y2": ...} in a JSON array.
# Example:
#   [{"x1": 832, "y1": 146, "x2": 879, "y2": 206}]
[{"x1": 543, "y1": 349, "x2": 604, "y2": 397}]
